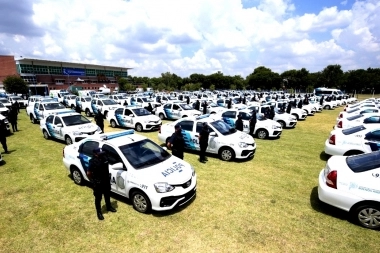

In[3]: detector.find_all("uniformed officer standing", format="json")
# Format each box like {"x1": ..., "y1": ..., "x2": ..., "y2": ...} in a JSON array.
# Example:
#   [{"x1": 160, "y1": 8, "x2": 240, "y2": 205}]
[
  {"x1": 235, "y1": 114, "x2": 244, "y2": 131},
  {"x1": 249, "y1": 110, "x2": 257, "y2": 137},
  {"x1": 0, "y1": 119, "x2": 8, "y2": 153},
  {"x1": 94, "y1": 111, "x2": 105, "y2": 133},
  {"x1": 202, "y1": 101, "x2": 207, "y2": 115},
  {"x1": 167, "y1": 124, "x2": 185, "y2": 159},
  {"x1": 87, "y1": 148, "x2": 117, "y2": 220},
  {"x1": 198, "y1": 123, "x2": 210, "y2": 163}
]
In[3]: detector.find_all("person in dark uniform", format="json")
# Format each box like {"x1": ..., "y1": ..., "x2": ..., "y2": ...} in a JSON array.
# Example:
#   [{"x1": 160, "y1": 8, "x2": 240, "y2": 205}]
[
  {"x1": 14, "y1": 101, "x2": 20, "y2": 113},
  {"x1": 269, "y1": 106, "x2": 275, "y2": 120},
  {"x1": 227, "y1": 98, "x2": 232, "y2": 109},
  {"x1": 235, "y1": 114, "x2": 244, "y2": 131},
  {"x1": 75, "y1": 104, "x2": 82, "y2": 114},
  {"x1": 8, "y1": 107, "x2": 18, "y2": 132},
  {"x1": 87, "y1": 147, "x2": 116, "y2": 220},
  {"x1": 242, "y1": 96, "x2": 246, "y2": 105},
  {"x1": 94, "y1": 111, "x2": 105, "y2": 133},
  {"x1": 123, "y1": 100, "x2": 128, "y2": 106},
  {"x1": 249, "y1": 110, "x2": 257, "y2": 137},
  {"x1": 297, "y1": 99, "x2": 303, "y2": 109},
  {"x1": 198, "y1": 123, "x2": 210, "y2": 163},
  {"x1": 194, "y1": 100, "x2": 200, "y2": 111},
  {"x1": 186, "y1": 96, "x2": 190, "y2": 105},
  {"x1": 146, "y1": 103, "x2": 153, "y2": 114},
  {"x1": 0, "y1": 119, "x2": 8, "y2": 153},
  {"x1": 167, "y1": 124, "x2": 185, "y2": 159},
  {"x1": 202, "y1": 101, "x2": 207, "y2": 115}
]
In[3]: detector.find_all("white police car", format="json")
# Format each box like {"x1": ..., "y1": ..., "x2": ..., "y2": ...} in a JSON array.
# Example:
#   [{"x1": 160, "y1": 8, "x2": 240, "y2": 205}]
[
  {"x1": 91, "y1": 98, "x2": 119, "y2": 117},
  {"x1": 334, "y1": 113, "x2": 380, "y2": 130},
  {"x1": 75, "y1": 96, "x2": 93, "y2": 116},
  {"x1": 324, "y1": 126, "x2": 380, "y2": 156},
  {"x1": 248, "y1": 104, "x2": 297, "y2": 129},
  {"x1": 218, "y1": 109, "x2": 282, "y2": 139},
  {"x1": 155, "y1": 103, "x2": 201, "y2": 120},
  {"x1": 318, "y1": 151, "x2": 380, "y2": 229},
  {"x1": 27, "y1": 101, "x2": 72, "y2": 123},
  {"x1": 107, "y1": 106, "x2": 161, "y2": 132},
  {"x1": 158, "y1": 114, "x2": 256, "y2": 161},
  {"x1": 40, "y1": 111, "x2": 102, "y2": 145},
  {"x1": 62, "y1": 130, "x2": 197, "y2": 213}
]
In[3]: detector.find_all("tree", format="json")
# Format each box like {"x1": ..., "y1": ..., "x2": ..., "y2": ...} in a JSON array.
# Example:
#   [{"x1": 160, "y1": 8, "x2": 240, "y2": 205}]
[{"x1": 3, "y1": 75, "x2": 28, "y2": 94}]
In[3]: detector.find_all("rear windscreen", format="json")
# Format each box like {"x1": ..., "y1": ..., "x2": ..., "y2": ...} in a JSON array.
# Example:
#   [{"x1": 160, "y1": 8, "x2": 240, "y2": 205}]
[
  {"x1": 342, "y1": 125, "x2": 366, "y2": 135},
  {"x1": 347, "y1": 108, "x2": 360, "y2": 113},
  {"x1": 347, "y1": 114, "x2": 364, "y2": 121},
  {"x1": 346, "y1": 151, "x2": 380, "y2": 172}
]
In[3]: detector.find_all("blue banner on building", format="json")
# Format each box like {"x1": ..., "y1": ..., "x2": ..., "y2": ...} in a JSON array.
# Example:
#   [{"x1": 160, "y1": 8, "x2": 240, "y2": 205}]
[{"x1": 63, "y1": 67, "x2": 85, "y2": 76}]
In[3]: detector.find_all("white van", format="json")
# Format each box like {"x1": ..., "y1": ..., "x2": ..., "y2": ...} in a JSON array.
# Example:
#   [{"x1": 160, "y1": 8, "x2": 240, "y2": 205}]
[
  {"x1": 49, "y1": 90, "x2": 69, "y2": 103},
  {"x1": 314, "y1": 88, "x2": 344, "y2": 97}
]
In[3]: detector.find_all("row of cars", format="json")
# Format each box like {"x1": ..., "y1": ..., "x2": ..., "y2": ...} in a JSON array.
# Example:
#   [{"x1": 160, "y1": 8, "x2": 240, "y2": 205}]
[{"x1": 319, "y1": 98, "x2": 380, "y2": 230}]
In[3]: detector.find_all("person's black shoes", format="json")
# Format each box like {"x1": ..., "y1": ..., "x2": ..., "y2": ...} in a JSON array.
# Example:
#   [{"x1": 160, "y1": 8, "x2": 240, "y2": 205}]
[
  {"x1": 199, "y1": 158, "x2": 206, "y2": 163},
  {"x1": 107, "y1": 206, "x2": 117, "y2": 212},
  {"x1": 97, "y1": 212, "x2": 104, "y2": 220},
  {"x1": 205, "y1": 157, "x2": 208, "y2": 161}
]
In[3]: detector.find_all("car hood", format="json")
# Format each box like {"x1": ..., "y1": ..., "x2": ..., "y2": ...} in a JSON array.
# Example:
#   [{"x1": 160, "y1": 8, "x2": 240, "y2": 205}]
[
  {"x1": 141, "y1": 157, "x2": 193, "y2": 184},
  {"x1": 138, "y1": 115, "x2": 161, "y2": 121},
  {"x1": 67, "y1": 123, "x2": 99, "y2": 132}
]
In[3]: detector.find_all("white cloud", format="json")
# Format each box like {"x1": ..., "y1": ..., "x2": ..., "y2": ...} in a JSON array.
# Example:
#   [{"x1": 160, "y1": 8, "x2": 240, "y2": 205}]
[{"x1": 0, "y1": 0, "x2": 378, "y2": 77}]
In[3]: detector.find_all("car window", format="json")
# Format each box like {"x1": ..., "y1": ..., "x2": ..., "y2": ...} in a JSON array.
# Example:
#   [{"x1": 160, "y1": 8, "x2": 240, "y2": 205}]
[
  {"x1": 210, "y1": 120, "x2": 235, "y2": 135},
  {"x1": 62, "y1": 115, "x2": 90, "y2": 126},
  {"x1": 361, "y1": 109, "x2": 379, "y2": 114},
  {"x1": 115, "y1": 108, "x2": 123, "y2": 115},
  {"x1": 365, "y1": 130, "x2": 380, "y2": 141},
  {"x1": 347, "y1": 108, "x2": 360, "y2": 114},
  {"x1": 239, "y1": 112, "x2": 251, "y2": 121},
  {"x1": 54, "y1": 117, "x2": 62, "y2": 125},
  {"x1": 46, "y1": 115, "x2": 54, "y2": 124},
  {"x1": 125, "y1": 109, "x2": 133, "y2": 116},
  {"x1": 173, "y1": 104, "x2": 180, "y2": 110},
  {"x1": 179, "y1": 120, "x2": 194, "y2": 131},
  {"x1": 346, "y1": 151, "x2": 380, "y2": 172},
  {"x1": 80, "y1": 141, "x2": 99, "y2": 157},
  {"x1": 364, "y1": 116, "x2": 380, "y2": 124},
  {"x1": 102, "y1": 144, "x2": 123, "y2": 166},
  {"x1": 164, "y1": 104, "x2": 171, "y2": 109},
  {"x1": 222, "y1": 111, "x2": 236, "y2": 118}
]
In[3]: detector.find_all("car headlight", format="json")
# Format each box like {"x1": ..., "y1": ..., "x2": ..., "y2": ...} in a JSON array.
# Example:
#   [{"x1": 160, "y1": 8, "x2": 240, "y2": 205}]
[
  {"x1": 238, "y1": 142, "x2": 248, "y2": 148},
  {"x1": 143, "y1": 120, "x2": 149, "y2": 123},
  {"x1": 288, "y1": 117, "x2": 295, "y2": 121},
  {"x1": 272, "y1": 125, "x2": 280, "y2": 129},
  {"x1": 154, "y1": 182, "x2": 175, "y2": 193},
  {"x1": 72, "y1": 131, "x2": 82, "y2": 136}
]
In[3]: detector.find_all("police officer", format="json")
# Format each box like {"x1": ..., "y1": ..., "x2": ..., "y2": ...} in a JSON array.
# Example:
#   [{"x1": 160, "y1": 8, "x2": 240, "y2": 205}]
[
  {"x1": 198, "y1": 122, "x2": 210, "y2": 163},
  {"x1": 227, "y1": 98, "x2": 232, "y2": 109},
  {"x1": 8, "y1": 107, "x2": 18, "y2": 132},
  {"x1": 235, "y1": 114, "x2": 244, "y2": 131},
  {"x1": 87, "y1": 147, "x2": 116, "y2": 220},
  {"x1": 167, "y1": 124, "x2": 185, "y2": 159},
  {"x1": 186, "y1": 96, "x2": 190, "y2": 105},
  {"x1": 249, "y1": 110, "x2": 257, "y2": 137},
  {"x1": 194, "y1": 100, "x2": 200, "y2": 111},
  {"x1": 94, "y1": 111, "x2": 105, "y2": 133},
  {"x1": 75, "y1": 103, "x2": 82, "y2": 114},
  {"x1": 202, "y1": 101, "x2": 207, "y2": 115},
  {"x1": 0, "y1": 119, "x2": 8, "y2": 153}
]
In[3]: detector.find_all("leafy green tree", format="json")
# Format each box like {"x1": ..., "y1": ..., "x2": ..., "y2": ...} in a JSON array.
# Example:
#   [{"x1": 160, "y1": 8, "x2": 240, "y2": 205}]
[
  {"x1": 320, "y1": 64, "x2": 343, "y2": 88},
  {"x1": 3, "y1": 75, "x2": 28, "y2": 94},
  {"x1": 209, "y1": 84, "x2": 215, "y2": 91}
]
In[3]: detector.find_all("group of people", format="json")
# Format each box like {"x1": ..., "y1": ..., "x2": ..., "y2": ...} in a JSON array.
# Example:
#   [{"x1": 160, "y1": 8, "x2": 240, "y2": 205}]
[
  {"x1": 234, "y1": 110, "x2": 257, "y2": 136},
  {"x1": 0, "y1": 102, "x2": 20, "y2": 154}
]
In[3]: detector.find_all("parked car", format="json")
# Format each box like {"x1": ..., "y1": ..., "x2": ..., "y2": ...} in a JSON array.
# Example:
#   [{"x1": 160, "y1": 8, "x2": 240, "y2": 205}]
[
  {"x1": 318, "y1": 151, "x2": 380, "y2": 229},
  {"x1": 155, "y1": 103, "x2": 201, "y2": 120}
]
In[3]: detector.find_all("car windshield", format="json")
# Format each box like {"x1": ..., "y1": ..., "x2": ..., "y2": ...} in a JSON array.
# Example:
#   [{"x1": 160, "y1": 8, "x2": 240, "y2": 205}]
[
  {"x1": 0, "y1": 99, "x2": 8, "y2": 103},
  {"x1": 102, "y1": 99, "x2": 118, "y2": 105},
  {"x1": 10, "y1": 97, "x2": 22, "y2": 101},
  {"x1": 84, "y1": 97, "x2": 91, "y2": 102},
  {"x1": 62, "y1": 115, "x2": 91, "y2": 126},
  {"x1": 168, "y1": 96, "x2": 178, "y2": 100},
  {"x1": 347, "y1": 108, "x2": 360, "y2": 114},
  {"x1": 44, "y1": 103, "x2": 66, "y2": 110},
  {"x1": 346, "y1": 151, "x2": 380, "y2": 172},
  {"x1": 210, "y1": 120, "x2": 236, "y2": 135},
  {"x1": 257, "y1": 114, "x2": 267, "y2": 121},
  {"x1": 180, "y1": 104, "x2": 193, "y2": 110},
  {"x1": 119, "y1": 139, "x2": 170, "y2": 169},
  {"x1": 132, "y1": 108, "x2": 151, "y2": 116},
  {"x1": 347, "y1": 114, "x2": 364, "y2": 121},
  {"x1": 342, "y1": 125, "x2": 366, "y2": 135},
  {"x1": 141, "y1": 98, "x2": 153, "y2": 102},
  {"x1": 68, "y1": 95, "x2": 76, "y2": 99}
]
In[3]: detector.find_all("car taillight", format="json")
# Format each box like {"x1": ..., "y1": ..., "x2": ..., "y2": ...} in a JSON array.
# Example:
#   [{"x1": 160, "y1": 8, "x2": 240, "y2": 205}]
[
  {"x1": 329, "y1": 135, "x2": 336, "y2": 145},
  {"x1": 62, "y1": 148, "x2": 65, "y2": 158},
  {"x1": 339, "y1": 113, "x2": 343, "y2": 118},
  {"x1": 337, "y1": 121, "x2": 342, "y2": 128},
  {"x1": 326, "y1": 170, "x2": 337, "y2": 189}
]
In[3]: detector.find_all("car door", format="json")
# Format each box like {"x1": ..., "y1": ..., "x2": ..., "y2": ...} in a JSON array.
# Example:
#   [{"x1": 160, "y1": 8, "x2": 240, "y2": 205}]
[
  {"x1": 163, "y1": 103, "x2": 173, "y2": 119},
  {"x1": 101, "y1": 144, "x2": 128, "y2": 196},
  {"x1": 177, "y1": 120, "x2": 196, "y2": 150},
  {"x1": 53, "y1": 116, "x2": 65, "y2": 140},
  {"x1": 37, "y1": 103, "x2": 45, "y2": 120},
  {"x1": 221, "y1": 110, "x2": 237, "y2": 127},
  {"x1": 195, "y1": 122, "x2": 217, "y2": 154},
  {"x1": 239, "y1": 111, "x2": 251, "y2": 133},
  {"x1": 44, "y1": 115, "x2": 56, "y2": 138},
  {"x1": 123, "y1": 108, "x2": 134, "y2": 128},
  {"x1": 91, "y1": 100, "x2": 99, "y2": 114},
  {"x1": 172, "y1": 104, "x2": 181, "y2": 119}
]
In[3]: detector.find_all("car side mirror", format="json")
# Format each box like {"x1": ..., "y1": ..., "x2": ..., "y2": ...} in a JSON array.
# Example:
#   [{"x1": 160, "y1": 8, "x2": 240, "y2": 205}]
[
  {"x1": 210, "y1": 132, "x2": 217, "y2": 137},
  {"x1": 56, "y1": 123, "x2": 63, "y2": 127},
  {"x1": 129, "y1": 114, "x2": 134, "y2": 117},
  {"x1": 109, "y1": 162, "x2": 124, "y2": 170}
]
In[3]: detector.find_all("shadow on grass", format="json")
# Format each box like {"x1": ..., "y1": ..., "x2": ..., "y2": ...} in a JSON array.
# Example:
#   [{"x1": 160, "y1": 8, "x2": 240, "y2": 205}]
[
  {"x1": 319, "y1": 151, "x2": 331, "y2": 162},
  {"x1": 309, "y1": 186, "x2": 348, "y2": 221}
]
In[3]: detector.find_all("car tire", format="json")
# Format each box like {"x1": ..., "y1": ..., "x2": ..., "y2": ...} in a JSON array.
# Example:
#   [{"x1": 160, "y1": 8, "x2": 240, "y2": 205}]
[
  {"x1": 43, "y1": 130, "x2": 49, "y2": 140},
  {"x1": 135, "y1": 123, "x2": 143, "y2": 132},
  {"x1": 131, "y1": 190, "x2": 151, "y2": 213},
  {"x1": 351, "y1": 204, "x2": 380, "y2": 230},
  {"x1": 219, "y1": 147, "x2": 235, "y2": 161},
  {"x1": 85, "y1": 109, "x2": 91, "y2": 117},
  {"x1": 65, "y1": 136, "x2": 73, "y2": 145},
  {"x1": 110, "y1": 120, "x2": 117, "y2": 128},
  {"x1": 256, "y1": 129, "x2": 268, "y2": 139},
  {"x1": 71, "y1": 105, "x2": 75, "y2": 110},
  {"x1": 71, "y1": 167, "x2": 84, "y2": 185},
  {"x1": 277, "y1": 120, "x2": 285, "y2": 129},
  {"x1": 30, "y1": 114, "x2": 37, "y2": 124},
  {"x1": 159, "y1": 113, "x2": 165, "y2": 120},
  {"x1": 325, "y1": 105, "x2": 331, "y2": 110}
]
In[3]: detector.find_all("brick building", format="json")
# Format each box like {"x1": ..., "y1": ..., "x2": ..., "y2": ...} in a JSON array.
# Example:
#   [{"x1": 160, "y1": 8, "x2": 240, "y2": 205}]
[{"x1": 0, "y1": 55, "x2": 132, "y2": 95}]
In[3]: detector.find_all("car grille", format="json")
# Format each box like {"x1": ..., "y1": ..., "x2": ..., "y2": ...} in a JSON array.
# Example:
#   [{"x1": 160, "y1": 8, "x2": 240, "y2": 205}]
[
  {"x1": 172, "y1": 178, "x2": 192, "y2": 189},
  {"x1": 159, "y1": 186, "x2": 196, "y2": 207}
]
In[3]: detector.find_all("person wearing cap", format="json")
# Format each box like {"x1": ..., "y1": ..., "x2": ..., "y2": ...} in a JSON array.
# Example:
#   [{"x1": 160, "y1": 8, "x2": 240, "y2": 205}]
[
  {"x1": 94, "y1": 111, "x2": 105, "y2": 133},
  {"x1": 198, "y1": 122, "x2": 210, "y2": 163},
  {"x1": 167, "y1": 124, "x2": 185, "y2": 159},
  {"x1": 235, "y1": 114, "x2": 244, "y2": 131},
  {"x1": 87, "y1": 147, "x2": 116, "y2": 220}
]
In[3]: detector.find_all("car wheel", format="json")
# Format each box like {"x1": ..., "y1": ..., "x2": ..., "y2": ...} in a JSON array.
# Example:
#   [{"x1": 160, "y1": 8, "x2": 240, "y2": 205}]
[
  {"x1": 219, "y1": 147, "x2": 235, "y2": 161},
  {"x1": 277, "y1": 120, "x2": 285, "y2": 128},
  {"x1": 85, "y1": 109, "x2": 91, "y2": 117},
  {"x1": 71, "y1": 105, "x2": 75, "y2": 110},
  {"x1": 159, "y1": 113, "x2": 165, "y2": 120},
  {"x1": 30, "y1": 114, "x2": 37, "y2": 124},
  {"x1": 71, "y1": 167, "x2": 84, "y2": 185},
  {"x1": 131, "y1": 190, "x2": 151, "y2": 213},
  {"x1": 110, "y1": 120, "x2": 117, "y2": 128},
  {"x1": 256, "y1": 129, "x2": 268, "y2": 139},
  {"x1": 135, "y1": 123, "x2": 143, "y2": 132},
  {"x1": 325, "y1": 105, "x2": 331, "y2": 110},
  {"x1": 43, "y1": 130, "x2": 49, "y2": 140},
  {"x1": 352, "y1": 204, "x2": 380, "y2": 230},
  {"x1": 65, "y1": 136, "x2": 73, "y2": 145},
  {"x1": 182, "y1": 115, "x2": 188, "y2": 118}
]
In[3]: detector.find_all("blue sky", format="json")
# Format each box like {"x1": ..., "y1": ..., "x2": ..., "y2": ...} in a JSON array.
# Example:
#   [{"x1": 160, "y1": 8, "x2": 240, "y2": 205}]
[{"x1": 0, "y1": 0, "x2": 379, "y2": 78}]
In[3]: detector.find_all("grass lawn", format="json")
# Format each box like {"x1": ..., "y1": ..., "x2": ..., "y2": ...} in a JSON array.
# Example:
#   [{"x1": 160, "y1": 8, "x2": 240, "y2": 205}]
[{"x1": 0, "y1": 94, "x2": 378, "y2": 253}]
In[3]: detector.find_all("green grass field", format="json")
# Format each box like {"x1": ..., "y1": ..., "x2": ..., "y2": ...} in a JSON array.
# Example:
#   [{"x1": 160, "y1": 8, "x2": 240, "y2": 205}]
[{"x1": 0, "y1": 95, "x2": 378, "y2": 253}]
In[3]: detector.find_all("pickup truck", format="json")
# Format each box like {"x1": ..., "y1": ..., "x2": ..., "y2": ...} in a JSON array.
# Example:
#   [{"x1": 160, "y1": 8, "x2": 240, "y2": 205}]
[
  {"x1": 8, "y1": 95, "x2": 28, "y2": 108},
  {"x1": 27, "y1": 101, "x2": 72, "y2": 123}
]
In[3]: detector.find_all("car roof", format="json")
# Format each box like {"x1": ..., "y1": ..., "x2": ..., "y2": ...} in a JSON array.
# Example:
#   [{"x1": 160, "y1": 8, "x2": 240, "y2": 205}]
[{"x1": 85, "y1": 130, "x2": 147, "y2": 147}]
